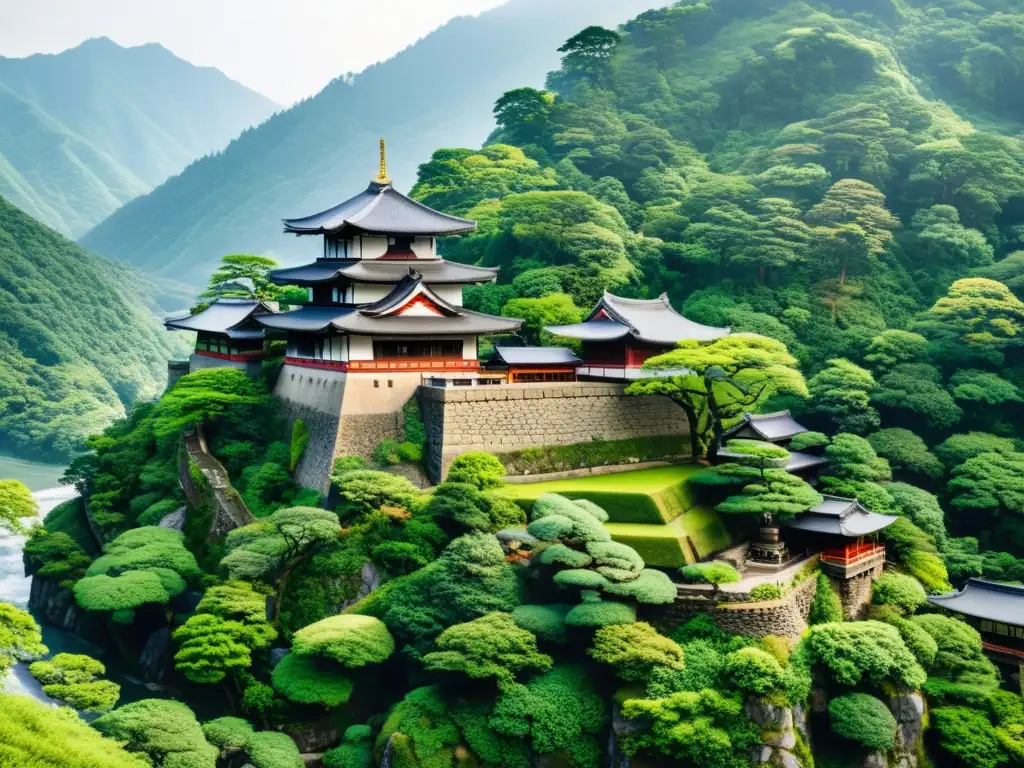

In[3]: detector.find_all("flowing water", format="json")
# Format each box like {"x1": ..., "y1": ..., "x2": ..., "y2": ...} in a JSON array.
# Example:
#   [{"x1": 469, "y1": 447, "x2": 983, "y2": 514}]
[{"x1": 0, "y1": 455, "x2": 157, "y2": 705}]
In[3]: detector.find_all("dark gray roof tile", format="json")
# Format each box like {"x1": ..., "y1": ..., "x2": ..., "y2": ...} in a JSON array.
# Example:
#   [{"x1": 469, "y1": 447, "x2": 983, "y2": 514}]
[
  {"x1": 164, "y1": 299, "x2": 270, "y2": 339},
  {"x1": 494, "y1": 347, "x2": 581, "y2": 365},
  {"x1": 928, "y1": 579, "x2": 1024, "y2": 625},
  {"x1": 283, "y1": 181, "x2": 475, "y2": 236}
]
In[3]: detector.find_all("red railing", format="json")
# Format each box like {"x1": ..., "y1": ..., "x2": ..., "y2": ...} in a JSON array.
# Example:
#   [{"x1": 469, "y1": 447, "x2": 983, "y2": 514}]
[
  {"x1": 195, "y1": 350, "x2": 265, "y2": 362},
  {"x1": 283, "y1": 356, "x2": 480, "y2": 373},
  {"x1": 982, "y1": 640, "x2": 1024, "y2": 659},
  {"x1": 820, "y1": 544, "x2": 885, "y2": 567}
]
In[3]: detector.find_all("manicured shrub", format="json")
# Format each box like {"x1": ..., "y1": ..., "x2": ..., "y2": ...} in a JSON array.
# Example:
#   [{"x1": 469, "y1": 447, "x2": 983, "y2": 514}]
[
  {"x1": 203, "y1": 716, "x2": 255, "y2": 755},
  {"x1": 92, "y1": 699, "x2": 218, "y2": 768},
  {"x1": 136, "y1": 498, "x2": 180, "y2": 527},
  {"x1": 931, "y1": 707, "x2": 1007, "y2": 768},
  {"x1": 589, "y1": 622, "x2": 685, "y2": 681},
  {"x1": 0, "y1": 693, "x2": 146, "y2": 768},
  {"x1": 749, "y1": 583, "x2": 783, "y2": 601},
  {"x1": 621, "y1": 689, "x2": 760, "y2": 767},
  {"x1": 564, "y1": 600, "x2": 636, "y2": 627},
  {"x1": 679, "y1": 561, "x2": 740, "y2": 588},
  {"x1": 723, "y1": 647, "x2": 786, "y2": 694},
  {"x1": 22, "y1": 529, "x2": 92, "y2": 586},
  {"x1": 423, "y1": 612, "x2": 552, "y2": 689},
  {"x1": 271, "y1": 652, "x2": 354, "y2": 707},
  {"x1": 292, "y1": 615, "x2": 395, "y2": 667},
  {"x1": 887, "y1": 616, "x2": 938, "y2": 669},
  {"x1": 29, "y1": 653, "x2": 119, "y2": 712},
  {"x1": 490, "y1": 664, "x2": 608, "y2": 765},
  {"x1": 806, "y1": 620, "x2": 927, "y2": 689},
  {"x1": 332, "y1": 455, "x2": 368, "y2": 475},
  {"x1": 323, "y1": 725, "x2": 374, "y2": 768},
  {"x1": 911, "y1": 614, "x2": 1000, "y2": 685},
  {"x1": 872, "y1": 572, "x2": 927, "y2": 614},
  {"x1": 446, "y1": 451, "x2": 506, "y2": 489},
  {"x1": 0, "y1": 602, "x2": 46, "y2": 675},
  {"x1": 333, "y1": 470, "x2": 421, "y2": 518},
  {"x1": 828, "y1": 693, "x2": 898, "y2": 750},
  {"x1": 511, "y1": 604, "x2": 572, "y2": 644}
]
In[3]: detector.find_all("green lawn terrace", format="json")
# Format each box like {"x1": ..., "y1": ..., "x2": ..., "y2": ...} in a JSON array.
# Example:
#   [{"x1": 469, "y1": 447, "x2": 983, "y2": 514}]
[{"x1": 502, "y1": 465, "x2": 731, "y2": 568}]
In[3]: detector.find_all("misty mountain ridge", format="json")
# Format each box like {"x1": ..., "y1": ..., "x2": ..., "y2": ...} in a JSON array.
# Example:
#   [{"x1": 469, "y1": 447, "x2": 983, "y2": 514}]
[
  {"x1": 80, "y1": 0, "x2": 667, "y2": 286},
  {"x1": 0, "y1": 36, "x2": 278, "y2": 237}
]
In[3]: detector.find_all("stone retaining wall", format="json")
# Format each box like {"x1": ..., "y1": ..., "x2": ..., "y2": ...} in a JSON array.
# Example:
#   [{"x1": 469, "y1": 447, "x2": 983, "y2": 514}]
[
  {"x1": 836, "y1": 564, "x2": 882, "y2": 620},
  {"x1": 419, "y1": 382, "x2": 689, "y2": 483},
  {"x1": 647, "y1": 569, "x2": 819, "y2": 641}
]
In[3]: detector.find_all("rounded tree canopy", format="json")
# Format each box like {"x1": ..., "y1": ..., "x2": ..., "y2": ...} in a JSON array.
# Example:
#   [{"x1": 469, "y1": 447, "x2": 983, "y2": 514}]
[
  {"x1": 828, "y1": 693, "x2": 898, "y2": 750},
  {"x1": 271, "y1": 652, "x2": 354, "y2": 707},
  {"x1": 292, "y1": 615, "x2": 395, "y2": 668}
]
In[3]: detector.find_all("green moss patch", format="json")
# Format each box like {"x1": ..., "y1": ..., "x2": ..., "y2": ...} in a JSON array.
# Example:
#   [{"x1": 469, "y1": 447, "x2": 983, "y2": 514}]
[
  {"x1": 503, "y1": 465, "x2": 702, "y2": 524},
  {"x1": 605, "y1": 506, "x2": 730, "y2": 568}
]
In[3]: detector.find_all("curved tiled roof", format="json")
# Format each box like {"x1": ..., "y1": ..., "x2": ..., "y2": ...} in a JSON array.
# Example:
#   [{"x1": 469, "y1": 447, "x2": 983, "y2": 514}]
[
  {"x1": 164, "y1": 298, "x2": 270, "y2": 339},
  {"x1": 494, "y1": 347, "x2": 581, "y2": 366},
  {"x1": 256, "y1": 273, "x2": 521, "y2": 337},
  {"x1": 546, "y1": 292, "x2": 730, "y2": 346},
  {"x1": 928, "y1": 579, "x2": 1024, "y2": 625},
  {"x1": 268, "y1": 258, "x2": 498, "y2": 286},
  {"x1": 784, "y1": 495, "x2": 897, "y2": 537},
  {"x1": 283, "y1": 181, "x2": 476, "y2": 236},
  {"x1": 724, "y1": 411, "x2": 809, "y2": 442}
]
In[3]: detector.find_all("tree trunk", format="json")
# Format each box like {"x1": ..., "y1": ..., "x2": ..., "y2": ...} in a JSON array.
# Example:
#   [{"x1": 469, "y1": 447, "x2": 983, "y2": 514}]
[
  {"x1": 674, "y1": 398, "x2": 702, "y2": 462},
  {"x1": 839, "y1": 262, "x2": 846, "y2": 288},
  {"x1": 705, "y1": 373, "x2": 724, "y2": 463},
  {"x1": 759, "y1": 264, "x2": 766, "y2": 284}
]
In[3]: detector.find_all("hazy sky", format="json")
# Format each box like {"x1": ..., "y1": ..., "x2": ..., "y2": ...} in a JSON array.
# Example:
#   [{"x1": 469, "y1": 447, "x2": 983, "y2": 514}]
[{"x1": 0, "y1": 0, "x2": 508, "y2": 105}]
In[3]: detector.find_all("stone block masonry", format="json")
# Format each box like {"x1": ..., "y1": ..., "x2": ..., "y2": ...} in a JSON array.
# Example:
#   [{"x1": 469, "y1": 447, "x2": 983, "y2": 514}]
[
  {"x1": 647, "y1": 571, "x2": 819, "y2": 641},
  {"x1": 419, "y1": 382, "x2": 690, "y2": 483}
]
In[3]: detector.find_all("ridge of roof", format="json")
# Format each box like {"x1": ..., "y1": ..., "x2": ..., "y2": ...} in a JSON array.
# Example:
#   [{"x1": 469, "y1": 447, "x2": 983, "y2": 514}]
[{"x1": 283, "y1": 180, "x2": 475, "y2": 236}]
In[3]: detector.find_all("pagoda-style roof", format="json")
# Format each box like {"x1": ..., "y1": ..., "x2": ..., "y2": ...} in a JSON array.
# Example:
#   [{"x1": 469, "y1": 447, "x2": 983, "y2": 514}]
[
  {"x1": 928, "y1": 579, "x2": 1024, "y2": 626},
  {"x1": 268, "y1": 258, "x2": 498, "y2": 287},
  {"x1": 494, "y1": 347, "x2": 581, "y2": 366},
  {"x1": 257, "y1": 271, "x2": 521, "y2": 337},
  {"x1": 547, "y1": 292, "x2": 730, "y2": 346},
  {"x1": 716, "y1": 446, "x2": 827, "y2": 474},
  {"x1": 724, "y1": 411, "x2": 809, "y2": 443},
  {"x1": 164, "y1": 298, "x2": 272, "y2": 340},
  {"x1": 784, "y1": 496, "x2": 897, "y2": 537},
  {"x1": 283, "y1": 180, "x2": 476, "y2": 237}
]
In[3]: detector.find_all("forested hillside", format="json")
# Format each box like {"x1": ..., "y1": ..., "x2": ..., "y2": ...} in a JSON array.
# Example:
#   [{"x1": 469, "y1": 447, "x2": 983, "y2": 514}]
[
  {"x1": 79, "y1": 0, "x2": 668, "y2": 286},
  {"x1": 0, "y1": 195, "x2": 184, "y2": 461},
  {"x1": 414, "y1": 0, "x2": 1024, "y2": 367},
  {"x1": 0, "y1": 37, "x2": 277, "y2": 238}
]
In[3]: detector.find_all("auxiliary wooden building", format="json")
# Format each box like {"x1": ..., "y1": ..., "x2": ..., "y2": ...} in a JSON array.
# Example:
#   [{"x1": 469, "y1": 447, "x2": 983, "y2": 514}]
[
  {"x1": 719, "y1": 411, "x2": 828, "y2": 478},
  {"x1": 928, "y1": 579, "x2": 1024, "y2": 666},
  {"x1": 164, "y1": 298, "x2": 275, "y2": 377},
  {"x1": 783, "y1": 496, "x2": 897, "y2": 578},
  {"x1": 546, "y1": 292, "x2": 729, "y2": 381}
]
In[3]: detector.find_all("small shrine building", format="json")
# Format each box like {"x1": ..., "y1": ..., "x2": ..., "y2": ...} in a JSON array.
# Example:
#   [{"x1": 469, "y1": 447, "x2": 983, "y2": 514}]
[
  {"x1": 164, "y1": 298, "x2": 274, "y2": 376},
  {"x1": 719, "y1": 411, "x2": 828, "y2": 477},
  {"x1": 546, "y1": 292, "x2": 729, "y2": 381},
  {"x1": 928, "y1": 579, "x2": 1024, "y2": 664},
  {"x1": 783, "y1": 496, "x2": 897, "y2": 579}
]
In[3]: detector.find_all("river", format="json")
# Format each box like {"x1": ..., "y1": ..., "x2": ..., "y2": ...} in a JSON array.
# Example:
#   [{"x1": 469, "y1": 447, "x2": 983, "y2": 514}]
[{"x1": 0, "y1": 455, "x2": 158, "y2": 705}]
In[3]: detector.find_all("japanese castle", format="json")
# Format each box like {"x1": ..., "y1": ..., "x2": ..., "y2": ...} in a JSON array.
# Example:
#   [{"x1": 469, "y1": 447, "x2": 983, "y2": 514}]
[{"x1": 169, "y1": 141, "x2": 521, "y2": 377}]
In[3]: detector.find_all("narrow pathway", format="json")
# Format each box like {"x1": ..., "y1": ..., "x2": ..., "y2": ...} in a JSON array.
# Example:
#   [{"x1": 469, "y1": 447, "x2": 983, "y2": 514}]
[{"x1": 182, "y1": 428, "x2": 255, "y2": 529}]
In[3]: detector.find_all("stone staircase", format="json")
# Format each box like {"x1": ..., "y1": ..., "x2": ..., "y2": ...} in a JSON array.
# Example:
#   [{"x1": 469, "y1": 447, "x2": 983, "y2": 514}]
[{"x1": 180, "y1": 425, "x2": 255, "y2": 536}]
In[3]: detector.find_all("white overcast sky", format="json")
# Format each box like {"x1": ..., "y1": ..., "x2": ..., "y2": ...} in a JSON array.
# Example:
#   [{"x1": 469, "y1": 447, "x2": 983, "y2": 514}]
[{"x1": 0, "y1": 0, "x2": 509, "y2": 105}]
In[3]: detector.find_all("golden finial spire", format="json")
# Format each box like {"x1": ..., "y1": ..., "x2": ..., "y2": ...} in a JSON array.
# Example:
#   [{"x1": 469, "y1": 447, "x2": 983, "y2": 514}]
[{"x1": 375, "y1": 138, "x2": 391, "y2": 184}]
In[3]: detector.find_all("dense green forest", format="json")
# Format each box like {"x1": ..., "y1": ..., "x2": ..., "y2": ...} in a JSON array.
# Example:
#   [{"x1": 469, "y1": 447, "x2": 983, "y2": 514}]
[
  {"x1": 0, "y1": 195, "x2": 185, "y2": 461},
  {"x1": 79, "y1": 0, "x2": 668, "y2": 285},
  {"x1": 0, "y1": 37, "x2": 277, "y2": 238},
  {"x1": 4, "y1": 1, "x2": 1024, "y2": 767}
]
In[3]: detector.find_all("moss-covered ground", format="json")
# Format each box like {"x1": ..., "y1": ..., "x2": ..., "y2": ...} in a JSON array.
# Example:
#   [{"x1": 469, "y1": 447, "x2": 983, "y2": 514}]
[{"x1": 502, "y1": 465, "x2": 730, "y2": 567}]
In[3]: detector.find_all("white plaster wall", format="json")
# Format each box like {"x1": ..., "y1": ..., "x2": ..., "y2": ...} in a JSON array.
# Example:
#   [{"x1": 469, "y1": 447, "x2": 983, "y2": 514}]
[
  {"x1": 461, "y1": 335, "x2": 478, "y2": 360},
  {"x1": 349, "y1": 335, "x2": 374, "y2": 360},
  {"x1": 354, "y1": 284, "x2": 393, "y2": 303},
  {"x1": 359, "y1": 236, "x2": 388, "y2": 259},
  {"x1": 432, "y1": 284, "x2": 464, "y2": 306},
  {"x1": 411, "y1": 237, "x2": 436, "y2": 258}
]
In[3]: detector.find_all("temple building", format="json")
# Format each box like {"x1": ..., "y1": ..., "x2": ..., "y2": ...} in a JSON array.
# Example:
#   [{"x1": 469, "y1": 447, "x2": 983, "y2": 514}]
[
  {"x1": 928, "y1": 579, "x2": 1024, "y2": 665},
  {"x1": 783, "y1": 496, "x2": 897, "y2": 579},
  {"x1": 719, "y1": 411, "x2": 828, "y2": 477},
  {"x1": 492, "y1": 347, "x2": 581, "y2": 384},
  {"x1": 257, "y1": 141, "x2": 521, "y2": 376},
  {"x1": 546, "y1": 292, "x2": 729, "y2": 381},
  {"x1": 165, "y1": 298, "x2": 274, "y2": 376}
]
